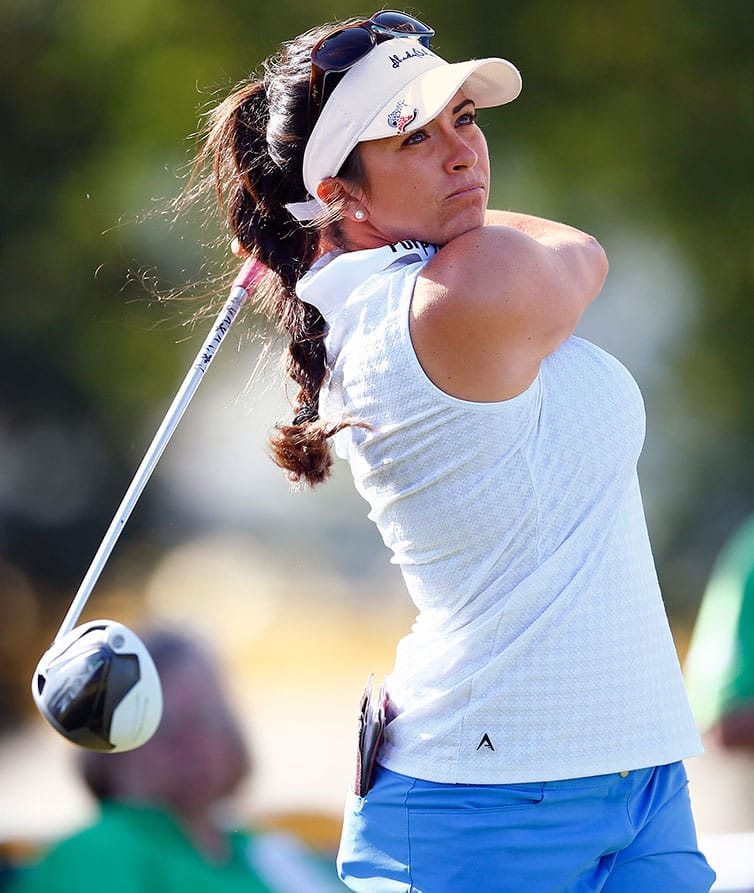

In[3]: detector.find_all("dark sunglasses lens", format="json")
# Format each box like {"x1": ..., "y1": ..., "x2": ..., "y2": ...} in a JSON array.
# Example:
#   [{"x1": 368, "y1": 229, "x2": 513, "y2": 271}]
[
  {"x1": 370, "y1": 10, "x2": 434, "y2": 37},
  {"x1": 313, "y1": 26, "x2": 375, "y2": 70},
  {"x1": 309, "y1": 12, "x2": 435, "y2": 133}
]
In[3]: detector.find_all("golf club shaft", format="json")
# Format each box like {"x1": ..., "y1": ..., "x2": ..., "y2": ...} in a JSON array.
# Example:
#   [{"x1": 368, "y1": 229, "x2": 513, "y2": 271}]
[{"x1": 55, "y1": 260, "x2": 266, "y2": 641}]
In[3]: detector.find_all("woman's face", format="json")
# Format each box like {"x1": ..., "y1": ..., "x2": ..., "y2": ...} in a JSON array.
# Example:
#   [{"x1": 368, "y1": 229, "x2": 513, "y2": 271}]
[{"x1": 355, "y1": 89, "x2": 491, "y2": 246}]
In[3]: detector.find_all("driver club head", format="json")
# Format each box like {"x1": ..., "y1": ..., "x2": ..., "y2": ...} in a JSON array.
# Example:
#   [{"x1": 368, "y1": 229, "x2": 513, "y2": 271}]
[{"x1": 32, "y1": 620, "x2": 163, "y2": 752}]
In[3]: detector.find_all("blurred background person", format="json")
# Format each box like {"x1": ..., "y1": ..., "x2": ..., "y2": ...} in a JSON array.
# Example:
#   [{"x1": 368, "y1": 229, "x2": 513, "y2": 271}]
[
  {"x1": 5, "y1": 628, "x2": 343, "y2": 893},
  {"x1": 685, "y1": 514, "x2": 754, "y2": 836},
  {"x1": 687, "y1": 514, "x2": 754, "y2": 754}
]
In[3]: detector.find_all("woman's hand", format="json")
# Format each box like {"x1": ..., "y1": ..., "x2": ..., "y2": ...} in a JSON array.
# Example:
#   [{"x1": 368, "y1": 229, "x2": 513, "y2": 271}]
[{"x1": 230, "y1": 237, "x2": 249, "y2": 258}]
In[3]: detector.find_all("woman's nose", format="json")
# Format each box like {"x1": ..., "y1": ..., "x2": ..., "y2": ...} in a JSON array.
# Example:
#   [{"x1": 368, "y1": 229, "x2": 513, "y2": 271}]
[{"x1": 444, "y1": 131, "x2": 478, "y2": 172}]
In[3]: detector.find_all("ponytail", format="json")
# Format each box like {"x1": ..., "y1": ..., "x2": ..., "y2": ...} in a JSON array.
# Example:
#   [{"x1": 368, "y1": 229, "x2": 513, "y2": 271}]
[{"x1": 189, "y1": 22, "x2": 364, "y2": 486}]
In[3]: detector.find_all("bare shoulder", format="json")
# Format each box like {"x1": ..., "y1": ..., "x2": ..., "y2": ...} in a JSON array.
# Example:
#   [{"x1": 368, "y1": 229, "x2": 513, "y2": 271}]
[
  {"x1": 410, "y1": 222, "x2": 607, "y2": 401},
  {"x1": 421, "y1": 225, "x2": 536, "y2": 294}
]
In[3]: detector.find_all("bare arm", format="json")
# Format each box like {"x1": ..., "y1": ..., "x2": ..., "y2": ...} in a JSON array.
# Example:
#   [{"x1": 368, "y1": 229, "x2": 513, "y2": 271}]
[{"x1": 411, "y1": 211, "x2": 609, "y2": 401}]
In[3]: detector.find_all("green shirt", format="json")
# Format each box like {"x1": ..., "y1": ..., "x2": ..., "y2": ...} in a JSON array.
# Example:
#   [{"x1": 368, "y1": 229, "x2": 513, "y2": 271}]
[
  {"x1": 8, "y1": 802, "x2": 339, "y2": 893},
  {"x1": 685, "y1": 515, "x2": 754, "y2": 731}
]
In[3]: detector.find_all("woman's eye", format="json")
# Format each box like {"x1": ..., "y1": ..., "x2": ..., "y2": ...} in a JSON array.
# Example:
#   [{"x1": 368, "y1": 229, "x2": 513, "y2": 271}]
[
  {"x1": 402, "y1": 129, "x2": 427, "y2": 146},
  {"x1": 457, "y1": 111, "x2": 477, "y2": 127}
]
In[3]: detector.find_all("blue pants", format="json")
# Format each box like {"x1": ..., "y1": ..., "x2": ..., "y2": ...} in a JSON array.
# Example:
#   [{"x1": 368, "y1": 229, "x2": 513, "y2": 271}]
[{"x1": 337, "y1": 762, "x2": 716, "y2": 892}]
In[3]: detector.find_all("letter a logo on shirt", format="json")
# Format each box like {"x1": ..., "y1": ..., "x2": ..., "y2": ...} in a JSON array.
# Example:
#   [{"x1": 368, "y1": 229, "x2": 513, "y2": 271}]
[{"x1": 476, "y1": 733, "x2": 495, "y2": 751}]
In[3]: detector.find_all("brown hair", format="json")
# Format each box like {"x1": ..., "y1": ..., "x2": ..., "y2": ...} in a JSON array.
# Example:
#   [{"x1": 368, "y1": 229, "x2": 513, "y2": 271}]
[{"x1": 187, "y1": 21, "x2": 364, "y2": 487}]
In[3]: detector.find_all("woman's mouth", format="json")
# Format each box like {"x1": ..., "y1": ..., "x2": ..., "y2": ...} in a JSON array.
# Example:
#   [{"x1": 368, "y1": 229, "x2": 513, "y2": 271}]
[{"x1": 445, "y1": 183, "x2": 485, "y2": 201}]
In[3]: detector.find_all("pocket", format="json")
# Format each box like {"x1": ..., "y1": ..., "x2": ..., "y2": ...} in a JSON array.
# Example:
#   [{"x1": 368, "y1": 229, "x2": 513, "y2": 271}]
[
  {"x1": 407, "y1": 781, "x2": 545, "y2": 815},
  {"x1": 344, "y1": 786, "x2": 366, "y2": 814},
  {"x1": 406, "y1": 783, "x2": 546, "y2": 892}
]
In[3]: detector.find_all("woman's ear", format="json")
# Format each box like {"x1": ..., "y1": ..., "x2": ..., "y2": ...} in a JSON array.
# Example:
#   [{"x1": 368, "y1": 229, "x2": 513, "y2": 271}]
[
  {"x1": 315, "y1": 177, "x2": 343, "y2": 206},
  {"x1": 316, "y1": 178, "x2": 367, "y2": 222}
]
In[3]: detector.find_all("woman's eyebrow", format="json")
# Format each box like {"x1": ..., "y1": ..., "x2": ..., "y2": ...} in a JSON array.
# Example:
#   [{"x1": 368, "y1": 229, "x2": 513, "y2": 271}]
[{"x1": 452, "y1": 98, "x2": 475, "y2": 114}]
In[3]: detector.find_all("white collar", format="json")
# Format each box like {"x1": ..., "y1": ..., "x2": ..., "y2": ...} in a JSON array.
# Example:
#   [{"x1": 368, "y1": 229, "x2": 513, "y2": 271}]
[{"x1": 296, "y1": 240, "x2": 438, "y2": 321}]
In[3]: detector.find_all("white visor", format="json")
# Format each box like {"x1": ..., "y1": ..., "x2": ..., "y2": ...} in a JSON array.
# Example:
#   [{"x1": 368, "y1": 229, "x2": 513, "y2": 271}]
[{"x1": 287, "y1": 38, "x2": 522, "y2": 220}]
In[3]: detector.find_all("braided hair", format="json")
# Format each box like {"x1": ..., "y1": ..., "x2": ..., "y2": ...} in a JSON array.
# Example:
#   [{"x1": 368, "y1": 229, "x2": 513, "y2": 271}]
[{"x1": 191, "y1": 22, "x2": 363, "y2": 486}]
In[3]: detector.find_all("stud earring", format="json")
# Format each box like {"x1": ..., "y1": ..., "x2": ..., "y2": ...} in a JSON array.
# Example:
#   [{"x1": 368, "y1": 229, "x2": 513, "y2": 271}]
[{"x1": 354, "y1": 209, "x2": 366, "y2": 221}]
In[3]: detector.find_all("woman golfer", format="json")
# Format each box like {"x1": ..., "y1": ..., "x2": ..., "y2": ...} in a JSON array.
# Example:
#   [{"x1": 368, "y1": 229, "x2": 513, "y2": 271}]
[{"x1": 191, "y1": 11, "x2": 715, "y2": 892}]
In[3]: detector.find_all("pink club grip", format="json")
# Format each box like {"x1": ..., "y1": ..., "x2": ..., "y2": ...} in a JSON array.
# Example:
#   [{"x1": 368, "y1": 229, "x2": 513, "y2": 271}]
[{"x1": 233, "y1": 257, "x2": 268, "y2": 292}]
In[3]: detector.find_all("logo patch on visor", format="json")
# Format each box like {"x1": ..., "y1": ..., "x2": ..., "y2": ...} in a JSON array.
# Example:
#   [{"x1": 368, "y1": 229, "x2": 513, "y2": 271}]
[{"x1": 387, "y1": 100, "x2": 418, "y2": 134}]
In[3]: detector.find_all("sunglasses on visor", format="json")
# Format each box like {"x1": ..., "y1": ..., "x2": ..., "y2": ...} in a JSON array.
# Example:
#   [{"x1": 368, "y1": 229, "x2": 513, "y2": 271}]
[{"x1": 308, "y1": 10, "x2": 435, "y2": 136}]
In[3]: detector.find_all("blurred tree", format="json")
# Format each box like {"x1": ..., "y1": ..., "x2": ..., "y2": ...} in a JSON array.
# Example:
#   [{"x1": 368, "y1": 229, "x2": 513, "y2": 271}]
[{"x1": 498, "y1": 0, "x2": 754, "y2": 605}]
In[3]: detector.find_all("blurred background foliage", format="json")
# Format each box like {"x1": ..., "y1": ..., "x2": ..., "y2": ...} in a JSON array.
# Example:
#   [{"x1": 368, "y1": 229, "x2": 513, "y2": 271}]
[{"x1": 0, "y1": 0, "x2": 752, "y2": 739}]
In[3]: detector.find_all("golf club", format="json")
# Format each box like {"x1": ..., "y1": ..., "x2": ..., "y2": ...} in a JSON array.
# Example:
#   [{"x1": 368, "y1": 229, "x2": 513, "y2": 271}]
[{"x1": 32, "y1": 257, "x2": 267, "y2": 751}]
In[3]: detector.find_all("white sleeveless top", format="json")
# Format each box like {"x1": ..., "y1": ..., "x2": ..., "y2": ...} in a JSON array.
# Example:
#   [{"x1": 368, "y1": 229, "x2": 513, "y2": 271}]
[{"x1": 297, "y1": 241, "x2": 702, "y2": 784}]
